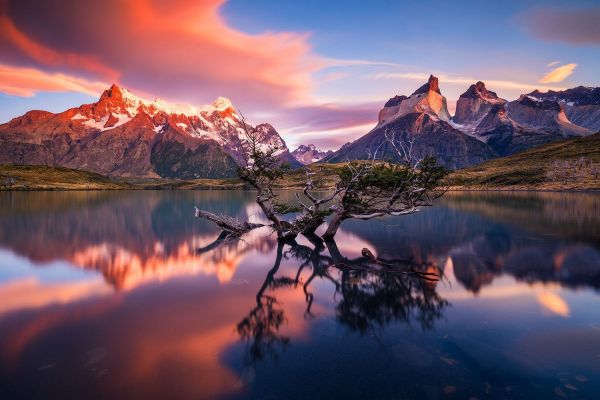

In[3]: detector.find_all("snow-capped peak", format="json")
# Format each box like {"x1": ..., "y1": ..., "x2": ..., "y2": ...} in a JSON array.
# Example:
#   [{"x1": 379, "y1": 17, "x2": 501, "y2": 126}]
[
  {"x1": 95, "y1": 85, "x2": 242, "y2": 120},
  {"x1": 120, "y1": 87, "x2": 145, "y2": 104},
  {"x1": 291, "y1": 144, "x2": 333, "y2": 165},
  {"x1": 211, "y1": 97, "x2": 235, "y2": 112}
]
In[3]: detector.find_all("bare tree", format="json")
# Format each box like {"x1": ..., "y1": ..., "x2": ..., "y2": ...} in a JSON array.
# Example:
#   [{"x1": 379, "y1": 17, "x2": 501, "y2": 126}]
[
  {"x1": 322, "y1": 131, "x2": 447, "y2": 239},
  {"x1": 289, "y1": 167, "x2": 343, "y2": 236},
  {"x1": 590, "y1": 162, "x2": 600, "y2": 179},
  {"x1": 195, "y1": 120, "x2": 447, "y2": 241},
  {"x1": 195, "y1": 113, "x2": 297, "y2": 239},
  {"x1": 545, "y1": 157, "x2": 600, "y2": 183},
  {"x1": 384, "y1": 126, "x2": 421, "y2": 167},
  {"x1": 2, "y1": 176, "x2": 16, "y2": 189}
]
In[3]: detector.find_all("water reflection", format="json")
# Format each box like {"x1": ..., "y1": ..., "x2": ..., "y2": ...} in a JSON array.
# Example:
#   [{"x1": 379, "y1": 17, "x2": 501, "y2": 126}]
[
  {"x1": 0, "y1": 191, "x2": 599, "y2": 399},
  {"x1": 232, "y1": 234, "x2": 447, "y2": 363}
]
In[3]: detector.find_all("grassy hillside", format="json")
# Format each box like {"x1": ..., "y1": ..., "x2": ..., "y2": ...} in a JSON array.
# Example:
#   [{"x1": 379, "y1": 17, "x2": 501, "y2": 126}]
[
  {"x1": 0, "y1": 165, "x2": 132, "y2": 190},
  {"x1": 0, "y1": 165, "x2": 250, "y2": 190},
  {"x1": 2, "y1": 133, "x2": 599, "y2": 191},
  {"x1": 446, "y1": 133, "x2": 600, "y2": 190}
]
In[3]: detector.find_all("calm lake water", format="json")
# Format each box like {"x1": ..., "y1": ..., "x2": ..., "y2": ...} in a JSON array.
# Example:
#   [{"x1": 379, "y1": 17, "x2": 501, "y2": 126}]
[{"x1": 0, "y1": 190, "x2": 599, "y2": 400}]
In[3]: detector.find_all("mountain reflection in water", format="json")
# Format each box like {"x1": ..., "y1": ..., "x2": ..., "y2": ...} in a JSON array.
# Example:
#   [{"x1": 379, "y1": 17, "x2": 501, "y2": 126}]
[{"x1": 0, "y1": 191, "x2": 599, "y2": 400}]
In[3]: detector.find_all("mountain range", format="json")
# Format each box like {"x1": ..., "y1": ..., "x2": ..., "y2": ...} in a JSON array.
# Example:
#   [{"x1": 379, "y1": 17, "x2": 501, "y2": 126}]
[
  {"x1": 322, "y1": 75, "x2": 598, "y2": 168},
  {"x1": 291, "y1": 144, "x2": 333, "y2": 165},
  {"x1": 0, "y1": 77, "x2": 598, "y2": 178},
  {"x1": 0, "y1": 85, "x2": 299, "y2": 179}
]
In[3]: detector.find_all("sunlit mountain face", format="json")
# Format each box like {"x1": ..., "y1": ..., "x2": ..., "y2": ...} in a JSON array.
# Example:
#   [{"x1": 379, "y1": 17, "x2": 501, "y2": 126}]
[
  {"x1": 1, "y1": 0, "x2": 599, "y2": 150},
  {"x1": 1, "y1": 191, "x2": 599, "y2": 399}
]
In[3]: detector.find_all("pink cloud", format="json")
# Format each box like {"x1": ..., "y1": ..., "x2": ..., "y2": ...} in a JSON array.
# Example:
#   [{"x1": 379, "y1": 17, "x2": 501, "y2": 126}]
[
  {"x1": 0, "y1": 63, "x2": 108, "y2": 97},
  {"x1": 269, "y1": 102, "x2": 379, "y2": 150},
  {"x1": 0, "y1": 0, "x2": 322, "y2": 110}
]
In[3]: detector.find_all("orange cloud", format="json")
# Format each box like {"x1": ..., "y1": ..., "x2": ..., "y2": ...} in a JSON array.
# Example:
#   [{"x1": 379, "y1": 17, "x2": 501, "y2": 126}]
[
  {"x1": 0, "y1": 63, "x2": 108, "y2": 96},
  {"x1": 0, "y1": 0, "x2": 322, "y2": 110},
  {"x1": 539, "y1": 63, "x2": 577, "y2": 84}
]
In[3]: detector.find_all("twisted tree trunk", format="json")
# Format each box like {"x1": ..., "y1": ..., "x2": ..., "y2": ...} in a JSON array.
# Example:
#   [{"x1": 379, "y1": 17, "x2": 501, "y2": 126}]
[
  {"x1": 322, "y1": 211, "x2": 345, "y2": 240},
  {"x1": 195, "y1": 208, "x2": 264, "y2": 234}
]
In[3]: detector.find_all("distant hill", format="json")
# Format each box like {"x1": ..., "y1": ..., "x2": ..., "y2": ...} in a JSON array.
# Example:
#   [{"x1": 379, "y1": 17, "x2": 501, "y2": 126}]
[
  {"x1": 447, "y1": 132, "x2": 600, "y2": 190},
  {"x1": 0, "y1": 165, "x2": 131, "y2": 190},
  {"x1": 0, "y1": 164, "x2": 247, "y2": 190}
]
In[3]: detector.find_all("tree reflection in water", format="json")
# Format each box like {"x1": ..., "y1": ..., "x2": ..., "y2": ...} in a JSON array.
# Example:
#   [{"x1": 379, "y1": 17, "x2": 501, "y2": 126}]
[{"x1": 198, "y1": 233, "x2": 449, "y2": 364}]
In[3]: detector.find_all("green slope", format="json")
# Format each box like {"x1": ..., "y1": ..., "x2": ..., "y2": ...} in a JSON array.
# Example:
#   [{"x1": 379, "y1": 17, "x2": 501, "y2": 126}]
[
  {"x1": 0, "y1": 165, "x2": 133, "y2": 190},
  {"x1": 2, "y1": 133, "x2": 599, "y2": 191},
  {"x1": 447, "y1": 132, "x2": 600, "y2": 190}
]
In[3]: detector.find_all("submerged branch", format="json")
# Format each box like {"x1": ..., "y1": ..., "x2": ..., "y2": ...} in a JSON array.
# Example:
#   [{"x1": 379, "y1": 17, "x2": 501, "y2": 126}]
[{"x1": 195, "y1": 207, "x2": 265, "y2": 234}]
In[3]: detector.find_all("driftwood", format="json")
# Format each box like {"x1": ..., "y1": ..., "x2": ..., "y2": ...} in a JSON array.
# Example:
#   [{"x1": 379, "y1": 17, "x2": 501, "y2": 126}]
[{"x1": 195, "y1": 207, "x2": 264, "y2": 235}]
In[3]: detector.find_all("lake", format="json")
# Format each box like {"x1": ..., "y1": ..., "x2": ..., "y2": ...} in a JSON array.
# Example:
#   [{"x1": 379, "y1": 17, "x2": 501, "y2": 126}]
[{"x1": 0, "y1": 190, "x2": 599, "y2": 400}]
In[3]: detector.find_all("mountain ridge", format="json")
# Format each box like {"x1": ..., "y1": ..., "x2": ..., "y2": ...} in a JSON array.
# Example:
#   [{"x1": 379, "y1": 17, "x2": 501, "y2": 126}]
[
  {"x1": 322, "y1": 76, "x2": 598, "y2": 168},
  {"x1": 291, "y1": 144, "x2": 333, "y2": 164},
  {"x1": 0, "y1": 84, "x2": 300, "y2": 178}
]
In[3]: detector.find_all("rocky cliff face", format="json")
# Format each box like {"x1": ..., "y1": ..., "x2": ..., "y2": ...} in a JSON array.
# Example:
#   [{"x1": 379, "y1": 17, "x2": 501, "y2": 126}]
[
  {"x1": 291, "y1": 144, "x2": 333, "y2": 165},
  {"x1": 323, "y1": 77, "x2": 599, "y2": 168},
  {"x1": 450, "y1": 82, "x2": 594, "y2": 156},
  {"x1": 505, "y1": 95, "x2": 588, "y2": 136},
  {"x1": 377, "y1": 75, "x2": 452, "y2": 126},
  {"x1": 453, "y1": 81, "x2": 506, "y2": 126},
  {"x1": 0, "y1": 85, "x2": 299, "y2": 178},
  {"x1": 527, "y1": 86, "x2": 600, "y2": 131},
  {"x1": 324, "y1": 76, "x2": 497, "y2": 169}
]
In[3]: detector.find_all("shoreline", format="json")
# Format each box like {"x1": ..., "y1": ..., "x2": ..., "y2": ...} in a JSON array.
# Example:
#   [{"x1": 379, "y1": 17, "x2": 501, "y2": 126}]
[
  {"x1": 3, "y1": 186, "x2": 600, "y2": 193},
  {"x1": 2, "y1": 163, "x2": 599, "y2": 192}
]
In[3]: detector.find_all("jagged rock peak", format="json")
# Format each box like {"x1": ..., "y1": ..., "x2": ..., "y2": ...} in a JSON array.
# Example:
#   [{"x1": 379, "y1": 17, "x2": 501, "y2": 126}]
[
  {"x1": 99, "y1": 84, "x2": 123, "y2": 101},
  {"x1": 384, "y1": 95, "x2": 408, "y2": 108},
  {"x1": 411, "y1": 75, "x2": 441, "y2": 96},
  {"x1": 378, "y1": 74, "x2": 450, "y2": 124},
  {"x1": 99, "y1": 84, "x2": 142, "y2": 103},
  {"x1": 295, "y1": 144, "x2": 317, "y2": 151},
  {"x1": 461, "y1": 81, "x2": 500, "y2": 100},
  {"x1": 518, "y1": 95, "x2": 561, "y2": 111},
  {"x1": 291, "y1": 143, "x2": 333, "y2": 165},
  {"x1": 527, "y1": 86, "x2": 600, "y2": 106}
]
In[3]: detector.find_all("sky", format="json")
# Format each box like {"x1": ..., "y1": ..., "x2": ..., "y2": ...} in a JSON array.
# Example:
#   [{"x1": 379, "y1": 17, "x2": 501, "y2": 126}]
[{"x1": 0, "y1": 0, "x2": 599, "y2": 149}]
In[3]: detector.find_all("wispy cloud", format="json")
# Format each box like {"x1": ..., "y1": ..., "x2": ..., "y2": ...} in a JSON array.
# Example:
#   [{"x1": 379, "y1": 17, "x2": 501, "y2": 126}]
[
  {"x1": 268, "y1": 101, "x2": 379, "y2": 150},
  {"x1": 0, "y1": 63, "x2": 107, "y2": 97},
  {"x1": 321, "y1": 58, "x2": 406, "y2": 68},
  {"x1": 317, "y1": 71, "x2": 351, "y2": 84},
  {"x1": 546, "y1": 61, "x2": 560, "y2": 67},
  {"x1": 0, "y1": 0, "x2": 321, "y2": 110},
  {"x1": 370, "y1": 72, "x2": 567, "y2": 92},
  {"x1": 282, "y1": 122, "x2": 376, "y2": 151},
  {"x1": 539, "y1": 63, "x2": 577, "y2": 84}
]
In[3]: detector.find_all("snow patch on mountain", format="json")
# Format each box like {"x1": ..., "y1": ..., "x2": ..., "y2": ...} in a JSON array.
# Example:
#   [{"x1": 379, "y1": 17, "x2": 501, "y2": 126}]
[{"x1": 291, "y1": 144, "x2": 333, "y2": 165}]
